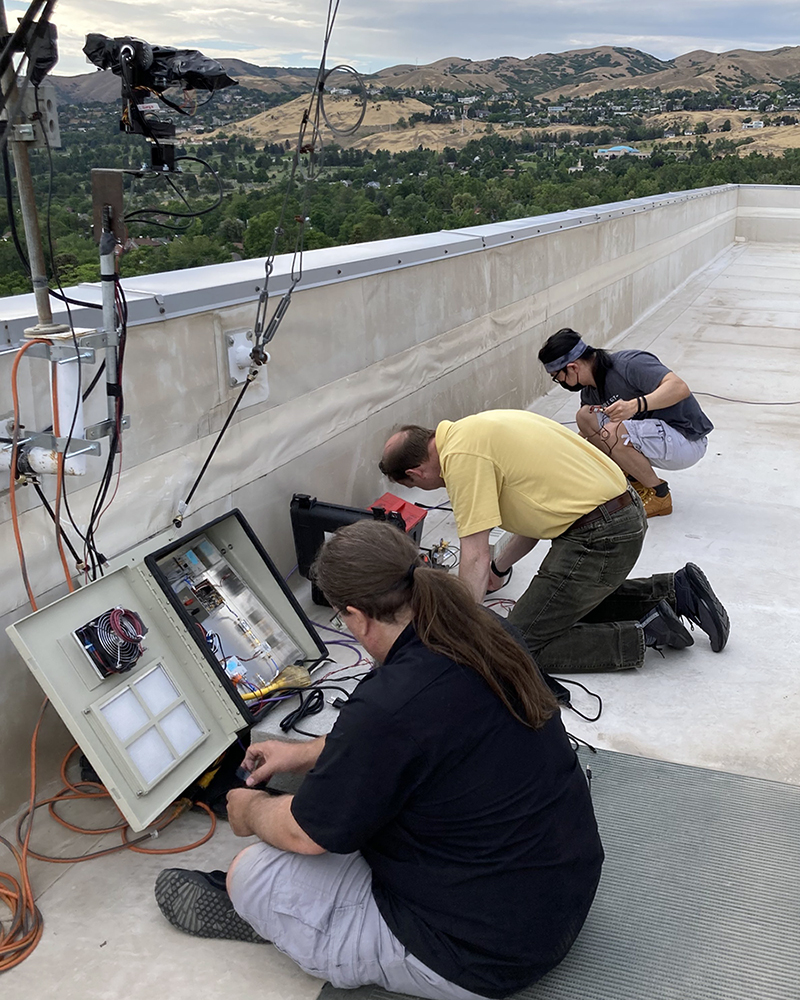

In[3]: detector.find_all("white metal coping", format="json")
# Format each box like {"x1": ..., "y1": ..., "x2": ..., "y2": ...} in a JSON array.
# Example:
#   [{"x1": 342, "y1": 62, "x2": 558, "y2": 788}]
[{"x1": 0, "y1": 183, "x2": 740, "y2": 345}]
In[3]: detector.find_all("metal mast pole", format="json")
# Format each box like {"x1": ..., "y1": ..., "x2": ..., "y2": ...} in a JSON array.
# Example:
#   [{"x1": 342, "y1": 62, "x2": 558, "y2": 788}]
[
  {"x1": 99, "y1": 220, "x2": 119, "y2": 424},
  {"x1": 0, "y1": 0, "x2": 65, "y2": 333}
]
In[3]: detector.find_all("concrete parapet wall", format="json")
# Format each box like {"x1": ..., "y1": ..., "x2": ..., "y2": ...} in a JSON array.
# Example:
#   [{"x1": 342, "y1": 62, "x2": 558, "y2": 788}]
[
  {"x1": 735, "y1": 183, "x2": 800, "y2": 243},
  {"x1": 0, "y1": 181, "x2": 754, "y2": 817}
]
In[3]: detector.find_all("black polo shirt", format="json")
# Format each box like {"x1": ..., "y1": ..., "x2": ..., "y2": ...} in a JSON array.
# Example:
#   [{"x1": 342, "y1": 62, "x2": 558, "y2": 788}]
[{"x1": 291, "y1": 624, "x2": 603, "y2": 999}]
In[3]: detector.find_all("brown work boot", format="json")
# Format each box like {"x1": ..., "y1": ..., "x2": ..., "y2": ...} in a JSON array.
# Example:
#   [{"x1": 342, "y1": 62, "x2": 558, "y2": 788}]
[
  {"x1": 640, "y1": 487, "x2": 672, "y2": 518},
  {"x1": 628, "y1": 478, "x2": 649, "y2": 498}
]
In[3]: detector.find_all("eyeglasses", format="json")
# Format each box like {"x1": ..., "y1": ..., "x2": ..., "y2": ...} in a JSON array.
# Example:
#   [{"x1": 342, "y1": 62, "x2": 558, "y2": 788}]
[{"x1": 550, "y1": 370, "x2": 565, "y2": 384}]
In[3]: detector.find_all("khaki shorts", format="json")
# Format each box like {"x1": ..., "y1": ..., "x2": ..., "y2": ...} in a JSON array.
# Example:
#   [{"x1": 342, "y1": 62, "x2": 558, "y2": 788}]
[{"x1": 228, "y1": 843, "x2": 489, "y2": 1000}]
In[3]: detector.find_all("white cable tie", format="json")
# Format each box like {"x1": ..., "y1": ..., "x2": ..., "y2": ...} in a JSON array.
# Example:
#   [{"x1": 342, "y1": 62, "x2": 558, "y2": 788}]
[{"x1": 150, "y1": 829, "x2": 159, "y2": 840}]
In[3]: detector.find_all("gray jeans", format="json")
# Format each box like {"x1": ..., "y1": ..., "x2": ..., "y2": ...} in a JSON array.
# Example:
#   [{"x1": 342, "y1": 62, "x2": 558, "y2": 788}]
[
  {"x1": 508, "y1": 489, "x2": 675, "y2": 672},
  {"x1": 228, "y1": 843, "x2": 490, "y2": 1000}
]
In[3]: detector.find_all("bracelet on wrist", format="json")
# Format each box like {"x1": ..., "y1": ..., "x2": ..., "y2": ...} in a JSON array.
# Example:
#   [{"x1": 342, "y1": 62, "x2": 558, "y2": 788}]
[{"x1": 490, "y1": 559, "x2": 512, "y2": 579}]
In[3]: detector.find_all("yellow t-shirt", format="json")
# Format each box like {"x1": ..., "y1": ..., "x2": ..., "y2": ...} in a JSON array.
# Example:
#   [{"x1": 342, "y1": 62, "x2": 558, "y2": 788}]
[{"x1": 436, "y1": 410, "x2": 627, "y2": 539}]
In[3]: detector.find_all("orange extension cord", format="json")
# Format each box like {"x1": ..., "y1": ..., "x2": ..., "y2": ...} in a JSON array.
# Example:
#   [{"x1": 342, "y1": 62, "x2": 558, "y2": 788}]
[
  {"x1": 1, "y1": 343, "x2": 218, "y2": 973},
  {"x1": 8, "y1": 339, "x2": 50, "y2": 609},
  {"x1": 16, "y1": 743, "x2": 217, "y2": 864}
]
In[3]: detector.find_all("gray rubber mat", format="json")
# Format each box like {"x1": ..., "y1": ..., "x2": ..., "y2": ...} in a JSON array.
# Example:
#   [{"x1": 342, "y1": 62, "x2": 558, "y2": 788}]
[{"x1": 316, "y1": 749, "x2": 800, "y2": 1000}]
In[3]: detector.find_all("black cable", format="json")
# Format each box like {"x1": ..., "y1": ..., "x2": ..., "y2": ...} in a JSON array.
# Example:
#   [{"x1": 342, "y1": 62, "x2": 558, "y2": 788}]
[
  {"x1": 66, "y1": 277, "x2": 127, "y2": 579},
  {"x1": 174, "y1": 0, "x2": 345, "y2": 524},
  {"x1": 163, "y1": 171, "x2": 195, "y2": 212},
  {"x1": 29, "y1": 85, "x2": 91, "y2": 584},
  {"x1": 81, "y1": 278, "x2": 127, "y2": 575},
  {"x1": 249, "y1": 681, "x2": 358, "y2": 733},
  {"x1": 567, "y1": 733, "x2": 598, "y2": 753},
  {"x1": 49, "y1": 288, "x2": 103, "y2": 310},
  {"x1": 31, "y1": 480, "x2": 82, "y2": 566},
  {"x1": 81, "y1": 360, "x2": 106, "y2": 403},
  {"x1": 39, "y1": 358, "x2": 106, "y2": 437},
  {"x1": 279, "y1": 688, "x2": 325, "y2": 733},
  {"x1": 37, "y1": 84, "x2": 95, "y2": 574},
  {"x1": 212, "y1": 632, "x2": 229, "y2": 668},
  {"x1": 316, "y1": 673, "x2": 369, "y2": 684},
  {"x1": 277, "y1": 676, "x2": 363, "y2": 736},
  {"x1": 124, "y1": 216, "x2": 193, "y2": 234},
  {"x1": 3, "y1": 140, "x2": 101, "y2": 305},
  {"x1": 174, "y1": 374, "x2": 254, "y2": 527},
  {"x1": 553, "y1": 677, "x2": 603, "y2": 722},
  {"x1": 694, "y1": 391, "x2": 800, "y2": 405},
  {"x1": 152, "y1": 90, "x2": 193, "y2": 117},
  {"x1": 286, "y1": 724, "x2": 327, "y2": 738},
  {"x1": 124, "y1": 155, "x2": 223, "y2": 222}
]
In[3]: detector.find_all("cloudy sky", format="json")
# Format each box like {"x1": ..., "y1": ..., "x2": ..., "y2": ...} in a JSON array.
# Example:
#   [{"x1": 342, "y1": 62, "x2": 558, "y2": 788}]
[{"x1": 11, "y1": 0, "x2": 800, "y2": 77}]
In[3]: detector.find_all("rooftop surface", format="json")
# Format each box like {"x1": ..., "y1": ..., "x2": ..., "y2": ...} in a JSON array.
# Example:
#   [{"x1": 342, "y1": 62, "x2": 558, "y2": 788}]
[{"x1": 2, "y1": 238, "x2": 798, "y2": 999}]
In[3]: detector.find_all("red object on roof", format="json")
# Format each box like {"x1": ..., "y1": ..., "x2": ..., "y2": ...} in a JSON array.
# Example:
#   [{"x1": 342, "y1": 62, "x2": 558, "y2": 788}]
[{"x1": 369, "y1": 493, "x2": 427, "y2": 533}]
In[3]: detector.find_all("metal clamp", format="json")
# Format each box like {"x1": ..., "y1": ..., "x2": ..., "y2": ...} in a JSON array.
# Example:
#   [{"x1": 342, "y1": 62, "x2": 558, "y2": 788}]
[
  {"x1": 22, "y1": 330, "x2": 107, "y2": 363},
  {"x1": 25, "y1": 433, "x2": 101, "y2": 458},
  {"x1": 84, "y1": 414, "x2": 131, "y2": 440}
]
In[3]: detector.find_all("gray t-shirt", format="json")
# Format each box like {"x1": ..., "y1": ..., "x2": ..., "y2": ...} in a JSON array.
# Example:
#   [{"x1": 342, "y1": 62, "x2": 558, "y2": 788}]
[{"x1": 580, "y1": 350, "x2": 713, "y2": 441}]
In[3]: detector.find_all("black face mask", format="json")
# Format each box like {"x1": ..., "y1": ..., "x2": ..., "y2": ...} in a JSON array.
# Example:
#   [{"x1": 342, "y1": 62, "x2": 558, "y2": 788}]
[{"x1": 558, "y1": 379, "x2": 583, "y2": 392}]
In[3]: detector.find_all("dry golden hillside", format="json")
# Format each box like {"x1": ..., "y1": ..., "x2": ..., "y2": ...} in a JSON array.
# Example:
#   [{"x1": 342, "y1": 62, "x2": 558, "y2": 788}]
[
  {"x1": 202, "y1": 98, "x2": 800, "y2": 157},
  {"x1": 646, "y1": 110, "x2": 800, "y2": 156},
  {"x1": 204, "y1": 95, "x2": 493, "y2": 152}
]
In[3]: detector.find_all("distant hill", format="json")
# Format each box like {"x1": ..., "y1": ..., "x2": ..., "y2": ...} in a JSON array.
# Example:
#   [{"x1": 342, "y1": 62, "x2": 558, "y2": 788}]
[
  {"x1": 368, "y1": 48, "x2": 672, "y2": 98},
  {"x1": 51, "y1": 44, "x2": 800, "y2": 105},
  {"x1": 51, "y1": 69, "x2": 120, "y2": 103},
  {"x1": 366, "y1": 46, "x2": 800, "y2": 99}
]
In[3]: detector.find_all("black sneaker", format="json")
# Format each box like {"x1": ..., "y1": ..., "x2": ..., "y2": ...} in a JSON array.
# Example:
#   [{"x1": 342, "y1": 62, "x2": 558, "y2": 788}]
[
  {"x1": 674, "y1": 563, "x2": 730, "y2": 653},
  {"x1": 154, "y1": 868, "x2": 268, "y2": 943},
  {"x1": 639, "y1": 600, "x2": 694, "y2": 650}
]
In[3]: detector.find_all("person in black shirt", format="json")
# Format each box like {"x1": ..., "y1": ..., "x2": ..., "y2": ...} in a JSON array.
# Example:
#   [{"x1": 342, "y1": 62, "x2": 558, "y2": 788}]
[
  {"x1": 154, "y1": 521, "x2": 604, "y2": 1000},
  {"x1": 539, "y1": 328, "x2": 714, "y2": 518}
]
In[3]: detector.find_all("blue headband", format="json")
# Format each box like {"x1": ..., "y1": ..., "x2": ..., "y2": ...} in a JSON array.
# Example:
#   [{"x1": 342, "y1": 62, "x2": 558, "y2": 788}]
[{"x1": 542, "y1": 339, "x2": 589, "y2": 373}]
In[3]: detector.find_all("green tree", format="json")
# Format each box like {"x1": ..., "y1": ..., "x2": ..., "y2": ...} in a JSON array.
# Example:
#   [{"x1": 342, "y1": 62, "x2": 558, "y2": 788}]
[{"x1": 218, "y1": 217, "x2": 245, "y2": 243}]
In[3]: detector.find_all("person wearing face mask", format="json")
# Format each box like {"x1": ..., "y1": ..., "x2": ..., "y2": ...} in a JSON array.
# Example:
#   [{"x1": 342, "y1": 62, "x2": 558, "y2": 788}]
[{"x1": 539, "y1": 329, "x2": 713, "y2": 518}]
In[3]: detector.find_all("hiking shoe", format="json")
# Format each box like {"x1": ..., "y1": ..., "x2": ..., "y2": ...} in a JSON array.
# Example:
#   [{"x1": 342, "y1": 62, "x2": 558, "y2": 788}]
[
  {"x1": 155, "y1": 868, "x2": 268, "y2": 943},
  {"x1": 628, "y1": 478, "x2": 649, "y2": 497},
  {"x1": 674, "y1": 563, "x2": 730, "y2": 653},
  {"x1": 641, "y1": 488, "x2": 672, "y2": 518},
  {"x1": 639, "y1": 600, "x2": 694, "y2": 650}
]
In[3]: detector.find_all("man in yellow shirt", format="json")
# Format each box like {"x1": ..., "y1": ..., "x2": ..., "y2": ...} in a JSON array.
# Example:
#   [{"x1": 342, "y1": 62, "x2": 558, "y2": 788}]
[{"x1": 380, "y1": 410, "x2": 728, "y2": 672}]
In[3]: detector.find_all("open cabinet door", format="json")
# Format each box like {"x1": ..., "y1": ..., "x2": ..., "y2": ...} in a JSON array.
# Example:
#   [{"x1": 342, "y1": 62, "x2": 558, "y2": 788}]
[{"x1": 7, "y1": 509, "x2": 326, "y2": 831}]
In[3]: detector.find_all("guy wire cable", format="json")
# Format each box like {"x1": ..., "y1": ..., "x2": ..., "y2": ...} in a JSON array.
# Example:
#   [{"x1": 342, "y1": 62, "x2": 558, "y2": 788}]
[{"x1": 173, "y1": 0, "x2": 353, "y2": 529}]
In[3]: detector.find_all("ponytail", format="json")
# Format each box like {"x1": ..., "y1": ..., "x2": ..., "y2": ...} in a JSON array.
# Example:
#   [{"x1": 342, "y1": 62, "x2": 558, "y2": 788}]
[{"x1": 312, "y1": 520, "x2": 558, "y2": 729}]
